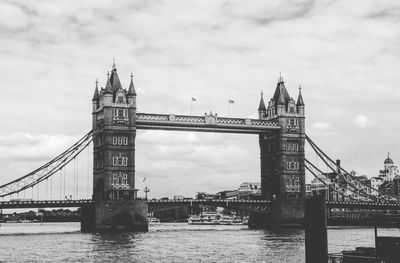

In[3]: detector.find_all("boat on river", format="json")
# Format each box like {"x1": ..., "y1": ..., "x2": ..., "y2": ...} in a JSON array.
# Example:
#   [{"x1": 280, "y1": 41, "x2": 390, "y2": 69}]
[
  {"x1": 220, "y1": 215, "x2": 243, "y2": 225},
  {"x1": 188, "y1": 212, "x2": 247, "y2": 225},
  {"x1": 148, "y1": 216, "x2": 160, "y2": 224},
  {"x1": 187, "y1": 212, "x2": 221, "y2": 225}
]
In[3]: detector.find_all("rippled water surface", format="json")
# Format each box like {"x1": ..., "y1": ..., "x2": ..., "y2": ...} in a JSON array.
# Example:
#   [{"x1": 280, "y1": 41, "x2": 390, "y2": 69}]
[{"x1": 1, "y1": 222, "x2": 400, "y2": 262}]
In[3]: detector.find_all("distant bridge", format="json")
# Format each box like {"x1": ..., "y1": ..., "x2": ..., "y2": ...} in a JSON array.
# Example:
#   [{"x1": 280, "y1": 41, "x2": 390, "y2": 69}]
[
  {"x1": 0, "y1": 199, "x2": 272, "y2": 214},
  {"x1": 148, "y1": 199, "x2": 272, "y2": 214}
]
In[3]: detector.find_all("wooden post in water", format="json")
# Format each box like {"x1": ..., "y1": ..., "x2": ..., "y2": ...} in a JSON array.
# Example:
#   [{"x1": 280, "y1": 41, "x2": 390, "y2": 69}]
[{"x1": 305, "y1": 195, "x2": 328, "y2": 263}]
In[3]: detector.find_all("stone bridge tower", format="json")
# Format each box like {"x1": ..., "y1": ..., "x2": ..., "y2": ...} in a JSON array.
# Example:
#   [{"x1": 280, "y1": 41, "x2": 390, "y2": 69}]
[
  {"x1": 82, "y1": 62, "x2": 147, "y2": 232},
  {"x1": 255, "y1": 75, "x2": 305, "y2": 226}
]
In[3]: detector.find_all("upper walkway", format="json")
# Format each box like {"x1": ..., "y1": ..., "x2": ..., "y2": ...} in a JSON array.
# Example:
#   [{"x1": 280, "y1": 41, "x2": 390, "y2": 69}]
[{"x1": 136, "y1": 113, "x2": 280, "y2": 134}]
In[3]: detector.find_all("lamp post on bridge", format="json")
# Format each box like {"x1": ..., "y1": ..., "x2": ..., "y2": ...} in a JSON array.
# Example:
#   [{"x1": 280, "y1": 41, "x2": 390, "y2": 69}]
[{"x1": 144, "y1": 187, "x2": 150, "y2": 200}]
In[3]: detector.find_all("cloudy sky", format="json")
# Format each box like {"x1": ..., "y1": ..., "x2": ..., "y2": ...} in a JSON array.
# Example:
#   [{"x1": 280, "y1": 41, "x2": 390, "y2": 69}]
[{"x1": 1, "y1": 0, "x2": 400, "y2": 200}]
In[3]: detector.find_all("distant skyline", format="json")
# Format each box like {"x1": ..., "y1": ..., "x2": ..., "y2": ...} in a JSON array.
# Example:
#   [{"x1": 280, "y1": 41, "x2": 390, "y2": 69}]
[{"x1": 1, "y1": 0, "x2": 400, "y2": 199}]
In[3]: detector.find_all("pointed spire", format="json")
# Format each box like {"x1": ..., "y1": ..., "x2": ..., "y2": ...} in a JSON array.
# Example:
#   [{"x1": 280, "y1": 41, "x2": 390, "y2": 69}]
[
  {"x1": 278, "y1": 72, "x2": 283, "y2": 83},
  {"x1": 104, "y1": 71, "x2": 113, "y2": 94},
  {"x1": 296, "y1": 85, "x2": 305, "y2": 106},
  {"x1": 92, "y1": 79, "x2": 99, "y2": 101},
  {"x1": 278, "y1": 88, "x2": 285, "y2": 105},
  {"x1": 127, "y1": 73, "x2": 137, "y2": 96},
  {"x1": 258, "y1": 91, "x2": 266, "y2": 111},
  {"x1": 109, "y1": 59, "x2": 122, "y2": 92},
  {"x1": 272, "y1": 73, "x2": 290, "y2": 106}
]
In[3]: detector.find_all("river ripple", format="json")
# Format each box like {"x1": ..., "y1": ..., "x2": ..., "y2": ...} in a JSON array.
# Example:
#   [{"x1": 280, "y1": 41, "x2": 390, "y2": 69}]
[{"x1": 1, "y1": 222, "x2": 400, "y2": 262}]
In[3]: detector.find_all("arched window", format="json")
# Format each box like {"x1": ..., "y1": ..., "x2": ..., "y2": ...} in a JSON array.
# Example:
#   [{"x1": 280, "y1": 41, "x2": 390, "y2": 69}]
[{"x1": 112, "y1": 172, "x2": 129, "y2": 189}]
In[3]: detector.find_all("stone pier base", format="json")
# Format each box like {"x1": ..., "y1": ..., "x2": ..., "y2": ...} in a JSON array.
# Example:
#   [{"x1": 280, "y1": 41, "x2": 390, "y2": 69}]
[
  {"x1": 81, "y1": 199, "x2": 148, "y2": 232},
  {"x1": 249, "y1": 199, "x2": 304, "y2": 228}
]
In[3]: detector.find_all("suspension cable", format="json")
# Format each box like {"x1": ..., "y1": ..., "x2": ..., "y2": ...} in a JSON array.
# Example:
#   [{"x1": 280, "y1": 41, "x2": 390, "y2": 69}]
[
  {"x1": 0, "y1": 130, "x2": 93, "y2": 198},
  {"x1": 306, "y1": 134, "x2": 396, "y2": 202}
]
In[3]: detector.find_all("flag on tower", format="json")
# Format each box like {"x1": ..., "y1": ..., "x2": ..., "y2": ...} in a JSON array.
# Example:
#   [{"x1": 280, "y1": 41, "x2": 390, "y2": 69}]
[
  {"x1": 192, "y1": 97, "x2": 197, "y2": 101},
  {"x1": 228, "y1": 99, "x2": 235, "y2": 104}
]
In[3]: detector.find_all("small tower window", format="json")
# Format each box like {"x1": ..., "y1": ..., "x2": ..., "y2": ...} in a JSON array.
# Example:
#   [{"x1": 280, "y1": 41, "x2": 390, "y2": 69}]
[
  {"x1": 117, "y1": 96, "x2": 124, "y2": 103},
  {"x1": 112, "y1": 155, "x2": 128, "y2": 166},
  {"x1": 112, "y1": 172, "x2": 129, "y2": 189},
  {"x1": 288, "y1": 118, "x2": 298, "y2": 126}
]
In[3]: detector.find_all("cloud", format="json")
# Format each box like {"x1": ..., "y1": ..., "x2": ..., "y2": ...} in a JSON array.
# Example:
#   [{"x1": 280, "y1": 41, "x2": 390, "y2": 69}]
[
  {"x1": 353, "y1": 114, "x2": 373, "y2": 128},
  {"x1": 312, "y1": 122, "x2": 332, "y2": 130},
  {"x1": 0, "y1": 2, "x2": 29, "y2": 31},
  {"x1": 0, "y1": 133, "x2": 78, "y2": 162}
]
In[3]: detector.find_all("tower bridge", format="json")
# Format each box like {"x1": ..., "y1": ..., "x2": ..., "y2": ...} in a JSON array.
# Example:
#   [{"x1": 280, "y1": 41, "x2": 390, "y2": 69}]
[{"x1": 0, "y1": 62, "x2": 398, "y2": 231}]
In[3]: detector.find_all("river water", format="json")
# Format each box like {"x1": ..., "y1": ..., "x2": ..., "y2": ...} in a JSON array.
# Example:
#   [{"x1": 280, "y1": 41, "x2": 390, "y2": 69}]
[{"x1": 1, "y1": 222, "x2": 400, "y2": 262}]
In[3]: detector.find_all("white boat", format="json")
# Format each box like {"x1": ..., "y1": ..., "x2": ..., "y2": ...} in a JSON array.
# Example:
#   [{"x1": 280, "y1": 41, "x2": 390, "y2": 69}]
[
  {"x1": 148, "y1": 216, "x2": 160, "y2": 224},
  {"x1": 220, "y1": 215, "x2": 234, "y2": 225},
  {"x1": 232, "y1": 217, "x2": 243, "y2": 225},
  {"x1": 220, "y1": 215, "x2": 244, "y2": 225},
  {"x1": 187, "y1": 212, "x2": 221, "y2": 225}
]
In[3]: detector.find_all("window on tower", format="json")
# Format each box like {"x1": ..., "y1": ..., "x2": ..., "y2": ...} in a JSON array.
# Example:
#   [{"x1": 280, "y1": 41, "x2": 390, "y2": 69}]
[
  {"x1": 112, "y1": 108, "x2": 129, "y2": 124},
  {"x1": 112, "y1": 155, "x2": 128, "y2": 166},
  {"x1": 287, "y1": 159, "x2": 299, "y2": 170},
  {"x1": 286, "y1": 175, "x2": 300, "y2": 192},
  {"x1": 117, "y1": 96, "x2": 124, "y2": 103},
  {"x1": 288, "y1": 118, "x2": 298, "y2": 126},
  {"x1": 285, "y1": 143, "x2": 299, "y2": 151},
  {"x1": 112, "y1": 172, "x2": 129, "y2": 189},
  {"x1": 112, "y1": 136, "x2": 128, "y2": 145}
]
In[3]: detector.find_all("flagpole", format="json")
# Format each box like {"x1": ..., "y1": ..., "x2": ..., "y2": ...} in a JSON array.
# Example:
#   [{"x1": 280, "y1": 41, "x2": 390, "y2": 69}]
[{"x1": 191, "y1": 99, "x2": 193, "y2": 117}]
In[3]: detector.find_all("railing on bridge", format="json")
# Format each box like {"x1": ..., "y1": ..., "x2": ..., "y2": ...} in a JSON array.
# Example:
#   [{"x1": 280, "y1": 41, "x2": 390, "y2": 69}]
[
  {"x1": 0, "y1": 199, "x2": 93, "y2": 209},
  {"x1": 136, "y1": 113, "x2": 280, "y2": 133}
]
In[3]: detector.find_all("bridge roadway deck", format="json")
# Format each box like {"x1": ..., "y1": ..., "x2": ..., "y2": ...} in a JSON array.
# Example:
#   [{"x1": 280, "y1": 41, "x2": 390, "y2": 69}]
[
  {"x1": 0, "y1": 199, "x2": 271, "y2": 210},
  {"x1": 135, "y1": 113, "x2": 281, "y2": 134},
  {"x1": 327, "y1": 201, "x2": 400, "y2": 210},
  {"x1": 0, "y1": 199, "x2": 93, "y2": 209},
  {"x1": 2, "y1": 199, "x2": 400, "y2": 210}
]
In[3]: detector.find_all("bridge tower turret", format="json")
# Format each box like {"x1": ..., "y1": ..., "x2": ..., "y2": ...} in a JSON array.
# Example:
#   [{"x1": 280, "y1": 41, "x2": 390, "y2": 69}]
[
  {"x1": 256, "y1": 75, "x2": 306, "y2": 226},
  {"x1": 258, "y1": 91, "x2": 266, "y2": 119},
  {"x1": 84, "y1": 62, "x2": 147, "y2": 232}
]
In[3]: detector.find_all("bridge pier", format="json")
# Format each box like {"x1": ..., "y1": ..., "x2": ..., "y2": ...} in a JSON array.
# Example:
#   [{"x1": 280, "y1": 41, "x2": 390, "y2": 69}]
[
  {"x1": 81, "y1": 199, "x2": 148, "y2": 232},
  {"x1": 248, "y1": 199, "x2": 304, "y2": 228}
]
